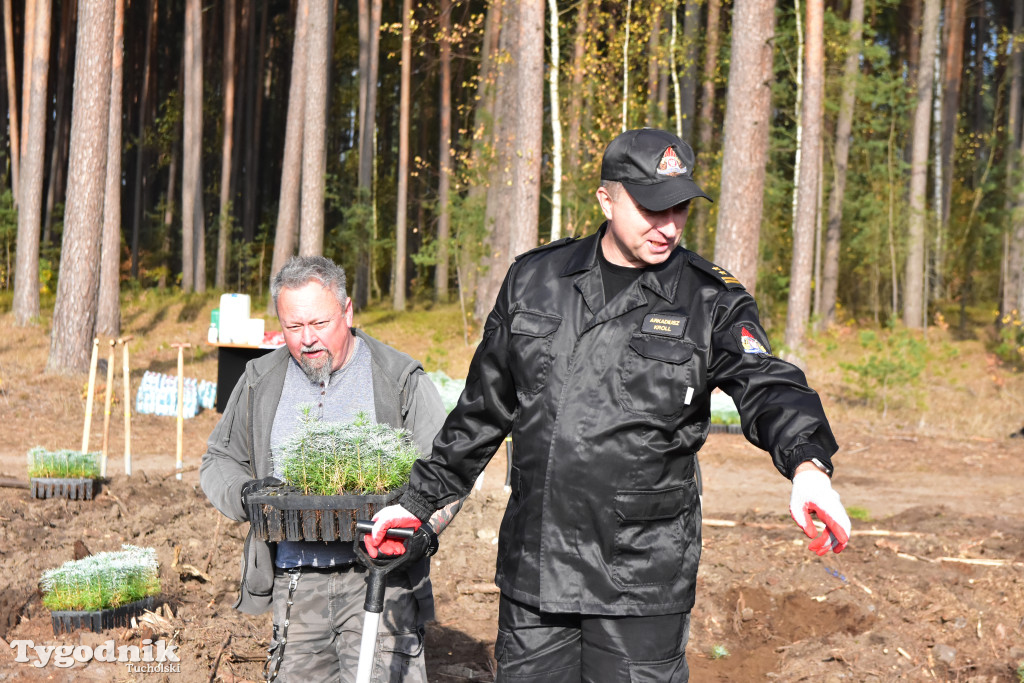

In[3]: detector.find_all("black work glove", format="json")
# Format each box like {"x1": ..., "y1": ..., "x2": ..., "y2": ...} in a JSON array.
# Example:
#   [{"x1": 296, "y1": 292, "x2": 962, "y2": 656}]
[
  {"x1": 399, "y1": 525, "x2": 439, "y2": 564},
  {"x1": 240, "y1": 476, "x2": 283, "y2": 505}
]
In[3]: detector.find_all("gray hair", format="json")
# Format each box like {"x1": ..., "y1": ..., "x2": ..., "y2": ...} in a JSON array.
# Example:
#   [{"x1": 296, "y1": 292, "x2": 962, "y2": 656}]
[
  {"x1": 600, "y1": 179, "x2": 624, "y2": 199},
  {"x1": 271, "y1": 256, "x2": 348, "y2": 312}
]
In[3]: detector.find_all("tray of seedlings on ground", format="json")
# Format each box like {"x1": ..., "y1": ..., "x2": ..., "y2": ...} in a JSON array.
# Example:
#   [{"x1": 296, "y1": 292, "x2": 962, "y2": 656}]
[
  {"x1": 41, "y1": 545, "x2": 161, "y2": 634},
  {"x1": 27, "y1": 447, "x2": 102, "y2": 500},
  {"x1": 245, "y1": 409, "x2": 419, "y2": 542}
]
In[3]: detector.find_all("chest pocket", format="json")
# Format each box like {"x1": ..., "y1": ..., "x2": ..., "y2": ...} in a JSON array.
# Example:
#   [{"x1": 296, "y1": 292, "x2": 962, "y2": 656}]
[
  {"x1": 616, "y1": 333, "x2": 696, "y2": 420},
  {"x1": 509, "y1": 310, "x2": 561, "y2": 394}
]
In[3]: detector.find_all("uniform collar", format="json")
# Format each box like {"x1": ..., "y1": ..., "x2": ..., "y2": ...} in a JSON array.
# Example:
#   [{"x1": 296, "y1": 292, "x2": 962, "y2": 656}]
[{"x1": 561, "y1": 223, "x2": 682, "y2": 303}]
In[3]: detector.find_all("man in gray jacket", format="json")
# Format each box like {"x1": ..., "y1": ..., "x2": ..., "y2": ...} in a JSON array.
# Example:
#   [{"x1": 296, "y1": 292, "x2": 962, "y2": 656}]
[{"x1": 201, "y1": 256, "x2": 454, "y2": 682}]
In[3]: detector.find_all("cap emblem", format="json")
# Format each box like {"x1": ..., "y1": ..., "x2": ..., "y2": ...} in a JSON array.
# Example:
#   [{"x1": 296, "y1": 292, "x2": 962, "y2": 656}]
[{"x1": 656, "y1": 147, "x2": 687, "y2": 177}]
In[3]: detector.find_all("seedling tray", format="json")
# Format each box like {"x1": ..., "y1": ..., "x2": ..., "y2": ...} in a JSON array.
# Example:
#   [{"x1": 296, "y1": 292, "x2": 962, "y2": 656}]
[
  {"x1": 50, "y1": 596, "x2": 155, "y2": 634},
  {"x1": 31, "y1": 477, "x2": 96, "y2": 500},
  {"x1": 708, "y1": 424, "x2": 742, "y2": 435},
  {"x1": 246, "y1": 486, "x2": 403, "y2": 542}
]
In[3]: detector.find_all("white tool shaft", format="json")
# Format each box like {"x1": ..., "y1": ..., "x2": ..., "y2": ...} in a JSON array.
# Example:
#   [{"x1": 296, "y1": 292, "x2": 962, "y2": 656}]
[{"x1": 355, "y1": 611, "x2": 381, "y2": 683}]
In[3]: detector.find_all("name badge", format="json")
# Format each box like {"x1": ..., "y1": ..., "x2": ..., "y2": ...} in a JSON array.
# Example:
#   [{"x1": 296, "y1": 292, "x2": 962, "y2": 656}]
[{"x1": 641, "y1": 314, "x2": 686, "y2": 338}]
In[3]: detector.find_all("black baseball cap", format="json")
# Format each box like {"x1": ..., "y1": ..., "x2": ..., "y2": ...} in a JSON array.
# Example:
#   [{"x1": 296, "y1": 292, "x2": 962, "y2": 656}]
[{"x1": 600, "y1": 128, "x2": 712, "y2": 211}]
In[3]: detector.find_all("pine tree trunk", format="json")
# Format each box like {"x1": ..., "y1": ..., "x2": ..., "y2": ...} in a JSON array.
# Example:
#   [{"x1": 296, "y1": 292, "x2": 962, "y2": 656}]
[
  {"x1": 621, "y1": 0, "x2": 632, "y2": 131},
  {"x1": 130, "y1": 0, "x2": 157, "y2": 280},
  {"x1": 299, "y1": 0, "x2": 329, "y2": 257},
  {"x1": 42, "y1": 0, "x2": 74, "y2": 246},
  {"x1": 354, "y1": 0, "x2": 381, "y2": 308},
  {"x1": 1007, "y1": 0, "x2": 1024, "y2": 316},
  {"x1": 548, "y1": 0, "x2": 563, "y2": 241},
  {"x1": 393, "y1": 0, "x2": 412, "y2": 310},
  {"x1": 476, "y1": 1, "x2": 518, "y2": 322},
  {"x1": 475, "y1": 0, "x2": 543, "y2": 321},
  {"x1": 182, "y1": 0, "x2": 205, "y2": 293},
  {"x1": 646, "y1": 5, "x2": 662, "y2": 127},
  {"x1": 904, "y1": 0, "x2": 939, "y2": 328},
  {"x1": 268, "y1": 0, "x2": 308, "y2": 311},
  {"x1": 97, "y1": 0, "x2": 125, "y2": 337},
  {"x1": 784, "y1": 0, "x2": 823, "y2": 359},
  {"x1": 216, "y1": 0, "x2": 237, "y2": 290},
  {"x1": 3, "y1": 0, "x2": 19, "y2": 203},
  {"x1": 564, "y1": 0, "x2": 587, "y2": 236},
  {"x1": 679, "y1": 0, "x2": 699, "y2": 141},
  {"x1": 713, "y1": 0, "x2": 775, "y2": 293},
  {"x1": 566, "y1": 0, "x2": 587, "y2": 166},
  {"x1": 47, "y1": 0, "x2": 114, "y2": 373},
  {"x1": 243, "y1": 0, "x2": 268, "y2": 251},
  {"x1": 12, "y1": 0, "x2": 51, "y2": 326},
  {"x1": 19, "y1": 0, "x2": 35, "y2": 167},
  {"x1": 693, "y1": 0, "x2": 720, "y2": 255},
  {"x1": 511, "y1": 0, "x2": 543, "y2": 258},
  {"x1": 436, "y1": 0, "x2": 452, "y2": 301},
  {"x1": 818, "y1": 0, "x2": 864, "y2": 327},
  {"x1": 938, "y1": 0, "x2": 965, "y2": 299}
]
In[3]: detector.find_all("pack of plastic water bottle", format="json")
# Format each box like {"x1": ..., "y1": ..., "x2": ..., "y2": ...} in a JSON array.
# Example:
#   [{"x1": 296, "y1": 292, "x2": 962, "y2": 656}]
[{"x1": 135, "y1": 371, "x2": 202, "y2": 418}]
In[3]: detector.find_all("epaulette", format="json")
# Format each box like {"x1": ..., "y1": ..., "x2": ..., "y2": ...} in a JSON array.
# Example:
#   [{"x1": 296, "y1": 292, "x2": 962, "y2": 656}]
[
  {"x1": 514, "y1": 236, "x2": 578, "y2": 261},
  {"x1": 687, "y1": 252, "x2": 746, "y2": 290}
]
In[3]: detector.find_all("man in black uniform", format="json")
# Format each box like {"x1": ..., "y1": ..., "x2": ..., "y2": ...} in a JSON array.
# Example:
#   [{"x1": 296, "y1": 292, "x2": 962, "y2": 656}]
[{"x1": 366, "y1": 128, "x2": 851, "y2": 681}]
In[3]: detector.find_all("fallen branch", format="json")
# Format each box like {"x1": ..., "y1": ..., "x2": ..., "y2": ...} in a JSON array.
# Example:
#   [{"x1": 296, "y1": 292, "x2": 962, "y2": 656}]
[
  {"x1": 0, "y1": 478, "x2": 29, "y2": 489},
  {"x1": 162, "y1": 464, "x2": 199, "y2": 480},
  {"x1": 852, "y1": 529, "x2": 927, "y2": 538},
  {"x1": 703, "y1": 518, "x2": 790, "y2": 530},
  {"x1": 938, "y1": 556, "x2": 1024, "y2": 568},
  {"x1": 101, "y1": 491, "x2": 129, "y2": 518},
  {"x1": 208, "y1": 634, "x2": 231, "y2": 683},
  {"x1": 204, "y1": 515, "x2": 223, "y2": 574},
  {"x1": 457, "y1": 582, "x2": 501, "y2": 595},
  {"x1": 177, "y1": 563, "x2": 213, "y2": 583}
]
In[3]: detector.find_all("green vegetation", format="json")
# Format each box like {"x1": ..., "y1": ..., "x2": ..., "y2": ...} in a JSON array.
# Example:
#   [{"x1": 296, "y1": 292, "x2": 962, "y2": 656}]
[
  {"x1": 995, "y1": 311, "x2": 1024, "y2": 368},
  {"x1": 839, "y1": 323, "x2": 927, "y2": 416},
  {"x1": 276, "y1": 410, "x2": 419, "y2": 496},
  {"x1": 427, "y1": 370, "x2": 466, "y2": 413},
  {"x1": 1015, "y1": 661, "x2": 1024, "y2": 683},
  {"x1": 710, "y1": 644, "x2": 730, "y2": 660},
  {"x1": 27, "y1": 448, "x2": 101, "y2": 480},
  {"x1": 710, "y1": 409, "x2": 741, "y2": 426},
  {"x1": 40, "y1": 545, "x2": 160, "y2": 612},
  {"x1": 846, "y1": 506, "x2": 871, "y2": 522}
]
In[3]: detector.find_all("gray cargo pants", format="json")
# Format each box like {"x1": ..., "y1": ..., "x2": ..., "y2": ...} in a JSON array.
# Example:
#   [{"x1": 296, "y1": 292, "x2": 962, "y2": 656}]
[{"x1": 266, "y1": 565, "x2": 428, "y2": 682}]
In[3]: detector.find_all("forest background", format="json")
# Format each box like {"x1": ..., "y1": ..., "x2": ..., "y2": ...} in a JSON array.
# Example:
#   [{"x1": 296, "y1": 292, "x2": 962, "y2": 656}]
[{"x1": 1, "y1": 0, "x2": 1023, "y2": 376}]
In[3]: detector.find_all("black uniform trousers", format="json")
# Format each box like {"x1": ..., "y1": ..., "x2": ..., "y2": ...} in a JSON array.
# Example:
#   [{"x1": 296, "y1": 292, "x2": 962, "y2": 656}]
[{"x1": 493, "y1": 594, "x2": 691, "y2": 682}]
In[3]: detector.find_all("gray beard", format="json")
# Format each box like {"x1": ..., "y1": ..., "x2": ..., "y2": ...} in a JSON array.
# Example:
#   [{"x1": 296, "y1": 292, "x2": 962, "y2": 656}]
[{"x1": 298, "y1": 349, "x2": 334, "y2": 385}]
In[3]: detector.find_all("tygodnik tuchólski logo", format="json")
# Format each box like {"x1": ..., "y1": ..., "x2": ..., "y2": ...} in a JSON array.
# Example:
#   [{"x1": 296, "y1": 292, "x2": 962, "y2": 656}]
[{"x1": 9, "y1": 638, "x2": 181, "y2": 673}]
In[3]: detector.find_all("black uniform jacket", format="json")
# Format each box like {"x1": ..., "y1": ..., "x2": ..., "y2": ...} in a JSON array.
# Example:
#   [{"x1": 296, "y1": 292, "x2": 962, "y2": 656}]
[{"x1": 401, "y1": 226, "x2": 838, "y2": 616}]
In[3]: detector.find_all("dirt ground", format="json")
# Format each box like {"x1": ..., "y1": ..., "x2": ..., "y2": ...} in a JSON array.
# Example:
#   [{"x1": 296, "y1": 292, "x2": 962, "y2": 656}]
[{"x1": 0, "y1": 297, "x2": 1023, "y2": 682}]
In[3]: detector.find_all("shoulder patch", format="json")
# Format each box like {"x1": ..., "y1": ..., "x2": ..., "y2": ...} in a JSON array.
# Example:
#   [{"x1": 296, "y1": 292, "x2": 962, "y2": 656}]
[
  {"x1": 732, "y1": 324, "x2": 772, "y2": 356},
  {"x1": 687, "y1": 252, "x2": 746, "y2": 290},
  {"x1": 515, "y1": 237, "x2": 578, "y2": 261}
]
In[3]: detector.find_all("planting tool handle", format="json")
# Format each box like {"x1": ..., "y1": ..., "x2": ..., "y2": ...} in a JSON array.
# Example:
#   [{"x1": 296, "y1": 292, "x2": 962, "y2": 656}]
[
  {"x1": 354, "y1": 520, "x2": 415, "y2": 539},
  {"x1": 353, "y1": 520, "x2": 420, "y2": 614}
]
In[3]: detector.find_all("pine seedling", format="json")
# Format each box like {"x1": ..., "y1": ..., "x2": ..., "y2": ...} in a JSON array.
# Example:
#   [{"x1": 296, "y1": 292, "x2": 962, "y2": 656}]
[
  {"x1": 27, "y1": 448, "x2": 101, "y2": 479},
  {"x1": 40, "y1": 545, "x2": 160, "y2": 612},
  {"x1": 276, "y1": 410, "x2": 419, "y2": 496}
]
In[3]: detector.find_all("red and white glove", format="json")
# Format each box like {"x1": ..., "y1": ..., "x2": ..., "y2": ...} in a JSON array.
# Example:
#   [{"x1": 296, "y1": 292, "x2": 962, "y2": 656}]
[
  {"x1": 789, "y1": 469, "x2": 851, "y2": 555},
  {"x1": 364, "y1": 505, "x2": 422, "y2": 559}
]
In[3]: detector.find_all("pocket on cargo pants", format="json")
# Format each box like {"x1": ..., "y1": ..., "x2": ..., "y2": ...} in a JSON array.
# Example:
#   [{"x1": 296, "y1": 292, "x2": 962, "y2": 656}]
[{"x1": 371, "y1": 626, "x2": 427, "y2": 683}]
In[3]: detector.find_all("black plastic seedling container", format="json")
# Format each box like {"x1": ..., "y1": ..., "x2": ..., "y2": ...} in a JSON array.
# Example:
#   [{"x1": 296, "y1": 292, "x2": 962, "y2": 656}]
[
  {"x1": 49, "y1": 596, "x2": 155, "y2": 635},
  {"x1": 245, "y1": 486, "x2": 403, "y2": 542},
  {"x1": 30, "y1": 477, "x2": 97, "y2": 500}
]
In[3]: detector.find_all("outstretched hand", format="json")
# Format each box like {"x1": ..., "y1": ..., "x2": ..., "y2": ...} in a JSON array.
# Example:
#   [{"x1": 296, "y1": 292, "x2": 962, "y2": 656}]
[
  {"x1": 364, "y1": 505, "x2": 422, "y2": 559},
  {"x1": 789, "y1": 469, "x2": 851, "y2": 555}
]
